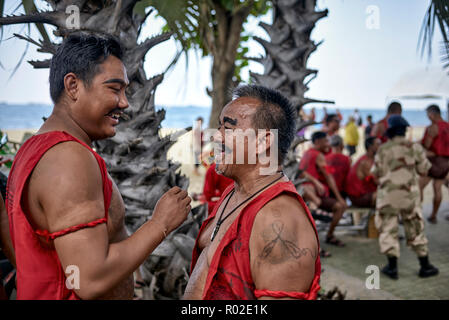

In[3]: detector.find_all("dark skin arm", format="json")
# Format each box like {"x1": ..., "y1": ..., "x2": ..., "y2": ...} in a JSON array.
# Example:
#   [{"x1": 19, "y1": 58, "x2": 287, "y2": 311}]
[
  {"x1": 32, "y1": 142, "x2": 190, "y2": 300},
  {"x1": 316, "y1": 153, "x2": 345, "y2": 205},
  {"x1": 0, "y1": 193, "x2": 16, "y2": 267},
  {"x1": 250, "y1": 194, "x2": 318, "y2": 300},
  {"x1": 422, "y1": 124, "x2": 438, "y2": 157},
  {"x1": 371, "y1": 121, "x2": 385, "y2": 139}
]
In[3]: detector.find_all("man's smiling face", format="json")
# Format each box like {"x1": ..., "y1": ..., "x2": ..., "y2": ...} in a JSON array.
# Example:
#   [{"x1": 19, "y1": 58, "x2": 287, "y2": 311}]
[
  {"x1": 74, "y1": 55, "x2": 129, "y2": 141},
  {"x1": 213, "y1": 97, "x2": 260, "y2": 177}
]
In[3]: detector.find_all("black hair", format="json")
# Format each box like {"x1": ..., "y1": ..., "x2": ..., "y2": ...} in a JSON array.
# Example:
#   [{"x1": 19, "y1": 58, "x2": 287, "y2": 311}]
[
  {"x1": 386, "y1": 126, "x2": 406, "y2": 139},
  {"x1": 232, "y1": 84, "x2": 296, "y2": 161},
  {"x1": 325, "y1": 113, "x2": 339, "y2": 124},
  {"x1": 426, "y1": 104, "x2": 441, "y2": 115},
  {"x1": 365, "y1": 137, "x2": 377, "y2": 150},
  {"x1": 311, "y1": 131, "x2": 327, "y2": 143},
  {"x1": 49, "y1": 32, "x2": 124, "y2": 104},
  {"x1": 387, "y1": 102, "x2": 402, "y2": 114}
]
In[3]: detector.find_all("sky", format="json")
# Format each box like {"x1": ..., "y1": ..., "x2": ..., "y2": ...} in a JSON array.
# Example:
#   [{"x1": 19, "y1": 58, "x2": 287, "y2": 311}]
[{"x1": 0, "y1": 0, "x2": 446, "y2": 110}]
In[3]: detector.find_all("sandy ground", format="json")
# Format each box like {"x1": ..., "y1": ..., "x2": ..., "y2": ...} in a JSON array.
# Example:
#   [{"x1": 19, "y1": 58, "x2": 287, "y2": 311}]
[{"x1": 4, "y1": 126, "x2": 448, "y2": 205}]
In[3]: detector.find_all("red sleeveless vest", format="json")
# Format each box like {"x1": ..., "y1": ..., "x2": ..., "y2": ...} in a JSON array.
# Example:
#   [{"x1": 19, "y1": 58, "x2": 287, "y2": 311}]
[
  {"x1": 325, "y1": 153, "x2": 351, "y2": 192},
  {"x1": 190, "y1": 181, "x2": 321, "y2": 300},
  {"x1": 373, "y1": 118, "x2": 388, "y2": 143},
  {"x1": 422, "y1": 120, "x2": 449, "y2": 157},
  {"x1": 6, "y1": 131, "x2": 112, "y2": 300},
  {"x1": 299, "y1": 148, "x2": 329, "y2": 196},
  {"x1": 345, "y1": 154, "x2": 376, "y2": 197}
]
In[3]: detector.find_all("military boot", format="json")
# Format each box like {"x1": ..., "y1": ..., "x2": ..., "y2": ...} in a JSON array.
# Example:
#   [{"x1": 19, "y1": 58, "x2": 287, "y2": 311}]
[
  {"x1": 381, "y1": 256, "x2": 398, "y2": 279},
  {"x1": 418, "y1": 256, "x2": 439, "y2": 278}
]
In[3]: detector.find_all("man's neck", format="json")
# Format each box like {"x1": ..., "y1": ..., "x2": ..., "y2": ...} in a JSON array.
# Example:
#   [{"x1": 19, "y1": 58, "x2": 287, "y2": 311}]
[
  {"x1": 40, "y1": 105, "x2": 93, "y2": 146},
  {"x1": 232, "y1": 167, "x2": 283, "y2": 199}
]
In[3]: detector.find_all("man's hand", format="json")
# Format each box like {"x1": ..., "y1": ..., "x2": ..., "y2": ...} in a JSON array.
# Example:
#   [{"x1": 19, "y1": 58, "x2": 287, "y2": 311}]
[{"x1": 151, "y1": 187, "x2": 191, "y2": 234}]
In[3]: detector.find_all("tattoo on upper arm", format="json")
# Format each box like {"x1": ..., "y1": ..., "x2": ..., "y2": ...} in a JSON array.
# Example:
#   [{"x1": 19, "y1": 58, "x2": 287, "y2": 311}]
[{"x1": 258, "y1": 220, "x2": 316, "y2": 265}]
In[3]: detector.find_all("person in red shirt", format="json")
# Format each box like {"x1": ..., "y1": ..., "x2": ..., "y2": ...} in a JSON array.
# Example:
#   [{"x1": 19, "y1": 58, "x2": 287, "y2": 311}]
[
  {"x1": 5, "y1": 33, "x2": 191, "y2": 300},
  {"x1": 202, "y1": 163, "x2": 234, "y2": 215},
  {"x1": 325, "y1": 135, "x2": 351, "y2": 194},
  {"x1": 184, "y1": 84, "x2": 320, "y2": 300},
  {"x1": 371, "y1": 102, "x2": 402, "y2": 143},
  {"x1": 299, "y1": 131, "x2": 347, "y2": 247},
  {"x1": 419, "y1": 105, "x2": 449, "y2": 223},
  {"x1": 345, "y1": 137, "x2": 381, "y2": 208}
]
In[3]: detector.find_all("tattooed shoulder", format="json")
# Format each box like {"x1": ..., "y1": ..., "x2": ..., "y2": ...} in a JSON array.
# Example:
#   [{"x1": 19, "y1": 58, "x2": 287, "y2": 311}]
[{"x1": 258, "y1": 219, "x2": 316, "y2": 265}]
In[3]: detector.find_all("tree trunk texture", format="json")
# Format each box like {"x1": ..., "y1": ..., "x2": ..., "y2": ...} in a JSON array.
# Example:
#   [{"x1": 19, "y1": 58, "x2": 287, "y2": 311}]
[
  {"x1": 0, "y1": 0, "x2": 205, "y2": 299},
  {"x1": 250, "y1": 0, "x2": 333, "y2": 188}
]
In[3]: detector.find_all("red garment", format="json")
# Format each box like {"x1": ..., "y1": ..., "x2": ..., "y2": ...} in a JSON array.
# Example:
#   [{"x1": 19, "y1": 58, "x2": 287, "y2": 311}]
[
  {"x1": 6, "y1": 131, "x2": 112, "y2": 300},
  {"x1": 422, "y1": 120, "x2": 449, "y2": 157},
  {"x1": 345, "y1": 154, "x2": 376, "y2": 197},
  {"x1": 299, "y1": 148, "x2": 329, "y2": 196},
  {"x1": 325, "y1": 153, "x2": 351, "y2": 192},
  {"x1": 373, "y1": 118, "x2": 388, "y2": 143},
  {"x1": 203, "y1": 163, "x2": 234, "y2": 215},
  {"x1": 190, "y1": 181, "x2": 321, "y2": 300}
]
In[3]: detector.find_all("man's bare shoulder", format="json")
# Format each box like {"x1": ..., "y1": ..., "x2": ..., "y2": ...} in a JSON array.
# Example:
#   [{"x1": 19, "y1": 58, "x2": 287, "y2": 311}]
[
  {"x1": 251, "y1": 192, "x2": 318, "y2": 256},
  {"x1": 30, "y1": 141, "x2": 105, "y2": 231}
]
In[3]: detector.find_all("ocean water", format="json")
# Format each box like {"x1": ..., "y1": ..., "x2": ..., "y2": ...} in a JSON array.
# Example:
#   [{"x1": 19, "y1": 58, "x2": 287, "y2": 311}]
[{"x1": 0, "y1": 103, "x2": 447, "y2": 130}]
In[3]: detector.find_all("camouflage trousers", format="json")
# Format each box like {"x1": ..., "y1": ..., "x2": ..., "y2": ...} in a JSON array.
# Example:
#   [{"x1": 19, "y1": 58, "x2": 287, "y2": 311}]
[{"x1": 375, "y1": 205, "x2": 428, "y2": 258}]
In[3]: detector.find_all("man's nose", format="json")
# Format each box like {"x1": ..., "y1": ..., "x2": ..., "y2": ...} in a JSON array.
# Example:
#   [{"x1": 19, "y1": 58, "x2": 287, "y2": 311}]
[{"x1": 119, "y1": 91, "x2": 129, "y2": 110}]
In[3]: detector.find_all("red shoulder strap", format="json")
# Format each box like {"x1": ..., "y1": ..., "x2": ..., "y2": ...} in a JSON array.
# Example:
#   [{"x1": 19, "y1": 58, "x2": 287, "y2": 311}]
[{"x1": 32, "y1": 131, "x2": 112, "y2": 241}]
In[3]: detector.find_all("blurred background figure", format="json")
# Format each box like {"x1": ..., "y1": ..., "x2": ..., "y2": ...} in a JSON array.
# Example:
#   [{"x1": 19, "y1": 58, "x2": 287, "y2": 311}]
[
  {"x1": 345, "y1": 137, "x2": 380, "y2": 208},
  {"x1": 344, "y1": 116, "x2": 359, "y2": 156},
  {"x1": 352, "y1": 108, "x2": 362, "y2": 126},
  {"x1": 371, "y1": 102, "x2": 402, "y2": 143},
  {"x1": 322, "y1": 114, "x2": 341, "y2": 138},
  {"x1": 365, "y1": 114, "x2": 374, "y2": 138},
  {"x1": 419, "y1": 105, "x2": 449, "y2": 224},
  {"x1": 193, "y1": 116, "x2": 204, "y2": 176}
]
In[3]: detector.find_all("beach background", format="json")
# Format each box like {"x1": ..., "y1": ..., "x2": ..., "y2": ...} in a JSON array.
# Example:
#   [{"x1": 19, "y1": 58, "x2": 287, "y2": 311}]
[{"x1": 1, "y1": 103, "x2": 447, "y2": 207}]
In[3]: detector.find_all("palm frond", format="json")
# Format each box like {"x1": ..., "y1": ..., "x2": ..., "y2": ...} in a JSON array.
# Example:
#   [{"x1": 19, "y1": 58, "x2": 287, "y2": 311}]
[{"x1": 418, "y1": 0, "x2": 449, "y2": 70}]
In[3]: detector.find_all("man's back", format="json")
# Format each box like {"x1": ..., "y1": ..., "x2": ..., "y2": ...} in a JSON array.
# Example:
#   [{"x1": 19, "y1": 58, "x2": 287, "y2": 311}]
[{"x1": 372, "y1": 137, "x2": 430, "y2": 209}]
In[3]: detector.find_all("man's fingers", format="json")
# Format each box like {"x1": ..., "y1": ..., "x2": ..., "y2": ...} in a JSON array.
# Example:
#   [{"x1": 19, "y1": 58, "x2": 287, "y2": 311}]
[
  {"x1": 186, "y1": 205, "x2": 192, "y2": 214},
  {"x1": 176, "y1": 190, "x2": 188, "y2": 201},
  {"x1": 168, "y1": 186, "x2": 182, "y2": 195},
  {"x1": 181, "y1": 196, "x2": 192, "y2": 207}
]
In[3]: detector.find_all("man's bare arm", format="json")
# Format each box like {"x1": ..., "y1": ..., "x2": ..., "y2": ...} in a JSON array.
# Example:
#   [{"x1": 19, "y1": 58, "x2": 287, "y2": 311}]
[
  {"x1": 422, "y1": 124, "x2": 438, "y2": 150},
  {"x1": 371, "y1": 121, "x2": 385, "y2": 138},
  {"x1": 0, "y1": 193, "x2": 15, "y2": 267},
  {"x1": 250, "y1": 195, "x2": 318, "y2": 300},
  {"x1": 34, "y1": 142, "x2": 190, "y2": 299}
]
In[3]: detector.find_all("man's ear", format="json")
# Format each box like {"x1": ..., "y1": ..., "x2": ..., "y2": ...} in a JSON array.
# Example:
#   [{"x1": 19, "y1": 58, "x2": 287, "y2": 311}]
[
  {"x1": 257, "y1": 129, "x2": 276, "y2": 156},
  {"x1": 63, "y1": 73, "x2": 80, "y2": 101}
]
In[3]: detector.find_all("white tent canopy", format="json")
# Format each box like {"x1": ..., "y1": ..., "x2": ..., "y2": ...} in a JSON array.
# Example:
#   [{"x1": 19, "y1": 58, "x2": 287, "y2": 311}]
[{"x1": 386, "y1": 67, "x2": 449, "y2": 110}]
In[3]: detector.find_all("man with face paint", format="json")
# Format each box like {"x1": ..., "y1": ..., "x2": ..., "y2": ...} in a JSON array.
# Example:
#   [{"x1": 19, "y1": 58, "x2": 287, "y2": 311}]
[
  {"x1": 184, "y1": 85, "x2": 321, "y2": 300},
  {"x1": 5, "y1": 33, "x2": 191, "y2": 299}
]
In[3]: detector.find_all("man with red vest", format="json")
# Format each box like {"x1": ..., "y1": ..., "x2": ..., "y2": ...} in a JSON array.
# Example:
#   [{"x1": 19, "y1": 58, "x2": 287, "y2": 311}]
[
  {"x1": 419, "y1": 105, "x2": 449, "y2": 223},
  {"x1": 325, "y1": 135, "x2": 351, "y2": 194},
  {"x1": 184, "y1": 85, "x2": 321, "y2": 300},
  {"x1": 346, "y1": 137, "x2": 381, "y2": 208},
  {"x1": 203, "y1": 163, "x2": 234, "y2": 215},
  {"x1": 299, "y1": 131, "x2": 347, "y2": 247},
  {"x1": 371, "y1": 102, "x2": 402, "y2": 143},
  {"x1": 4, "y1": 33, "x2": 191, "y2": 299}
]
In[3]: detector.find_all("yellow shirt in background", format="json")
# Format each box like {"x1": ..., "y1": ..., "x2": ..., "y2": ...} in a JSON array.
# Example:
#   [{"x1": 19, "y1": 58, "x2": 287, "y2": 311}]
[{"x1": 344, "y1": 121, "x2": 359, "y2": 146}]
